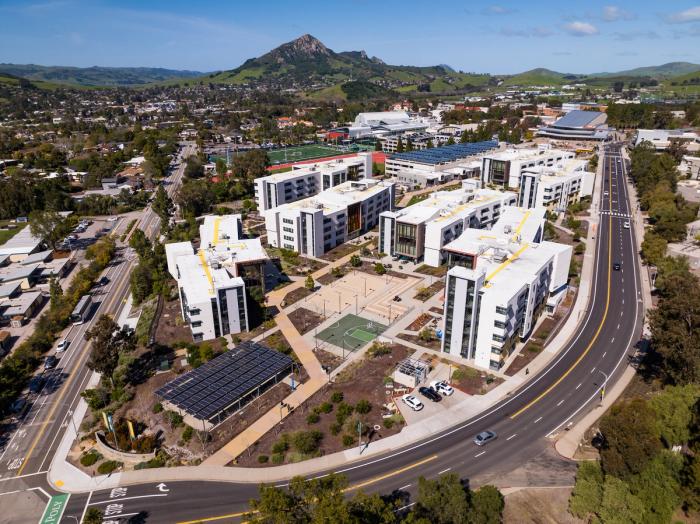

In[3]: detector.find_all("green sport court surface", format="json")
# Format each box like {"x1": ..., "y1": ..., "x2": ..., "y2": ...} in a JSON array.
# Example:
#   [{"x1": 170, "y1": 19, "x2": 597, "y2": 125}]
[
  {"x1": 267, "y1": 144, "x2": 344, "y2": 165},
  {"x1": 316, "y1": 314, "x2": 388, "y2": 352}
]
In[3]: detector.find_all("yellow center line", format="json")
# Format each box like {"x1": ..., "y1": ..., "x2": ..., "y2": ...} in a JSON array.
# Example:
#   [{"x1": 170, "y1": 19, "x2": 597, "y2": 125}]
[
  {"x1": 16, "y1": 263, "x2": 129, "y2": 477},
  {"x1": 176, "y1": 454, "x2": 439, "y2": 523},
  {"x1": 510, "y1": 154, "x2": 613, "y2": 419}
]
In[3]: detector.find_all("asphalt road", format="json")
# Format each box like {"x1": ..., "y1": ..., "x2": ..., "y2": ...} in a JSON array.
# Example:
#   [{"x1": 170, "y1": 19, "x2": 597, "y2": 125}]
[
  {"x1": 5, "y1": 143, "x2": 644, "y2": 524},
  {"x1": 0, "y1": 142, "x2": 195, "y2": 520}
]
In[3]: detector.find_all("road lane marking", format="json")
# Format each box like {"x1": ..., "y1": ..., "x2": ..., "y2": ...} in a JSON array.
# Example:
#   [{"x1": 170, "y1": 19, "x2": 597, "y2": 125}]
[
  {"x1": 602, "y1": 351, "x2": 607, "y2": 357},
  {"x1": 178, "y1": 510, "x2": 252, "y2": 524},
  {"x1": 506, "y1": 434, "x2": 517, "y2": 441},
  {"x1": 438, "y1": 467, "x2": 451, "y2": 474},
  {"x1": 576, "y1": 383, "x2": 582, "y2": 390},
  {"x1": 475, "y1": 451, "x2": 486, "y2": 458},
  {"x1": 399, "y1": 484, "x2": 411, "y2": 490},
  {"x1": 557, "y1": 400, "x2": 564, "y2": 406},
  {"x1": 345, "y1": 454, "x2": 438, "y2": 492},
  {"x1": 590, "y1": 367, "x2": 596, "y2": 374},
  {"x1": 510, "y1": 158, "x2": 614, "y2": 419},
  {"x1": 88, "y1": 493, "x2": 168, "y2": 505}
]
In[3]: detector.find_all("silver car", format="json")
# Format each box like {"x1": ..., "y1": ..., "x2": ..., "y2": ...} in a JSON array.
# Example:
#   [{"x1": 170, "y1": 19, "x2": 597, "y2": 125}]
[{"x1": 473, "y1": 430, "x2": 497, "y2": 446}]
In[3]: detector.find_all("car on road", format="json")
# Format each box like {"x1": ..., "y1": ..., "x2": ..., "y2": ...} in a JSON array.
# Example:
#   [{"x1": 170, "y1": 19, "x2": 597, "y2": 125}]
[
  {"x1": 98, "y1": 276, "x2": 110, "y2": 286},
  {"x1": 430, "y1": 380, "x2": 454, "y2": 396},
  {"x1": 623, "y1": 221, "x2": 630, "y2": 229},
  {"x1": 418, "y1": 386, "x2": 442, "y2": 402},
  {"x1": 603, "y1": 191, "x2": 609, "y2": 196},
  {"x1": 56, "y1": 339, "x2": 69, "y2": 352},
  {"x1": 44, "y1": 355, "x2": 58, "y2": 370},
  {"x1": 107, "y1": 216, "x2": 119, "y2": 222},
  {"x1": 613, "y1": 262, "x2": 621, "y2": 271},
  {"x1": 28, "y1": 376, "x2": 44, "y2": 393},
  {"x1": 473, "y1": 430, "x2": 497, "y2": 446},
  {"x1": 401, "y1": 394, "x2": 424, "y2": 411}
]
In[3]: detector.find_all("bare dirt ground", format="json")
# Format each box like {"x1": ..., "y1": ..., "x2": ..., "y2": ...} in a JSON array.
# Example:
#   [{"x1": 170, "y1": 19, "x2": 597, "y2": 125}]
[
  {"x1": 503, "y1": 487, "x2": 583, "y2": 524},
  {"x1": 283, "y1": 286, "x2": 313, "y2": 306},
  {"x1": 406, "y1": 312, "x2": 433, "y2": 331},
  {"x1": 397, "y1": 332, "x2": 441, "y2": 350},
  {"x1": 235, "y1": 344, "x2": 412, "y2": 467},
  {"x1": 420, "y1": 354, "x2": 504, "y2": 395},
  {"x1": 288, "y1": 307, "x2": 324, "y2": 335},
  {"x1": 154, "y1": 297, "x2": 192, "y2": 345}
]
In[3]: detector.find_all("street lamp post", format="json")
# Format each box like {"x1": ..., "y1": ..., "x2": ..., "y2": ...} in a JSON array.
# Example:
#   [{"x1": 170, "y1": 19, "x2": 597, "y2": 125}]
[{"x1": 355, "y1": 294, "x2": 358, "y2": 315}]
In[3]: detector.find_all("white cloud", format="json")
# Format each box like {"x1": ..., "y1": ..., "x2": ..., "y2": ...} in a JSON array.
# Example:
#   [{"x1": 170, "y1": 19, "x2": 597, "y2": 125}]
[
  {"x1": 563, "y1": 21, "x2": 599, "y2": 36},
  {"x1": 602, "y1": 5, "x2": 635, "y2": 22},
  {"x1": 483, "y1": 5, "x2": 513, "y2": 15},
  {"x1": 666, "y1": 6, "x2": 700, "y2": 23}
]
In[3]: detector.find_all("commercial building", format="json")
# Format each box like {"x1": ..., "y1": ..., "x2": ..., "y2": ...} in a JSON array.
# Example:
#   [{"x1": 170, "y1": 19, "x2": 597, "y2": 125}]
[
  {"x1": 379, "y1": 183, "x2": 517, "y2": 266},
  {"x1": 254, "y1": 153, "x2": 372, "y2": 212},
  {"x1": 517, "y1": 159, "x2": 594, "y2": 211},
  {"x1": 165, "y1": 215, "x2": 268, "y2": 342},
  {"x1": 634, "y1": 129, "x2": 700, "y2": 152},
  {"x1": 265, "y1": 179, "x2": 395, "y2": 257},
  {"x1": 385, "y1": 140, "x2": 499, "y2": 178},
  {"x1": 0, "y1": 227, "x2": 44, "y2": 262},
  {"x1": 440, "y1": 207, "x2": 572, "y2": 370},
  {"x1": 332, "y1": 111, "x2": 428, "y2": 140},
  {"x1": 537, "y1": 110, "x2": 610, "y2": 141},
  {"x1": 481, "y1": 146, "x2": 576, "y2": 191}
]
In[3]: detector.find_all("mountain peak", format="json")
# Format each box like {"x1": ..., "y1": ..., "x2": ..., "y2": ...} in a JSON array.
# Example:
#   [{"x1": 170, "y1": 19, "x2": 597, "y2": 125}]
[{"x1": 271, "y1": 34, "x2": 331, "y2": 62}]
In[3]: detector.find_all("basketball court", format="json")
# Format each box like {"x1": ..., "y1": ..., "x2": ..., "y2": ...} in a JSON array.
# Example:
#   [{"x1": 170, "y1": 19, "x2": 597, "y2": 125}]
[{"x1": 315, "y1": 313, "x2": 388, "y2": 352}]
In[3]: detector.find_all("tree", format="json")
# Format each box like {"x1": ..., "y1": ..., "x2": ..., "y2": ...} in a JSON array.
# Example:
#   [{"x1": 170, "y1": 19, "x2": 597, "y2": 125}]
[
  {"x1": 152, "y1": 184, "x2": 174, "y2": 228},
  {"x1": 405, "y1": 139, "x2": 414, "y2": 152},
  {"x1": 649, "y1": 385, "x2": 700, "y2": 447},
  {"x1": 215, "y1": 158, "x2": 227, "y2": 176},
  {"x1": 396, "y1": 137, "x2": 404, "y2": 153},
  {"x1": 569, "y1": 461, "x2": 604, "y2": 519},
  {"x1": 305, "y1": 274, "x2": 315, "y2": 291},
  {"x1": 130, "y1": 263, "x2": 153, "y2": 304},
  {"x1": 231, "y1": 149, "x2": 270, "y2": 181},
  {"x1": 413, "y1": 473, "x2": 470, "y2": 524},
  {"x1": 85, "y1": 315, "x2": 136, "y2": 381},
  {"x1": 469, "y1": 485, "x2": 504, "y2": 524},
  {"x1": 83, "y1": 508, "x2": 103, "y2": 524},
  {"x1": 350, "y1": 254, "x2": 361, "y2": 267},
  {"x1": 446, "y1": 136, "x2": 456, "y2": 145},
  {"x1": 640, "y1": 231, "x2": 667, "y2": 266},
  {"x1": 374, "y1": 140, "x2": 383, "y2": 152},
  {"x1": 184, "y1": 155, "x2": 204, "y2": 179},
  {"x1": 599, "y1": 398, "x2": 661, "y2": 479},
  {"x1": 49, "y1": 278, "x2": 63, "y2": 310},
  {"x1": 29, "y1": 209, "x2": 72, "y2": 250},
  {"x1": 374, "y1": 263, "x2": 386, "y2": 275},
  {"x1": 426, "y1": 139, "x2": 434, "y2": 149}
]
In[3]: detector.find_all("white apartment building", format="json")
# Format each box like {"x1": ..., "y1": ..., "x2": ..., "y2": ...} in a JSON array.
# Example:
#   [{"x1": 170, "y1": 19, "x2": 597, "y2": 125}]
[
  {"x1": 440, "y1": 207, "x2": 572, "y2": 370},
  {"x1": 481, "y1": 146, "x2": 576, "y2": 191},
  {"x1": 379, "y1": 183, "x2": 517, "y2": 266},
  {"x1": 518, "y1": 158, "x2": 594, "y2": 211},
  {"x1": 265, "y1": 179, "x2": 395, "y2": 257},
  {"x1": 165, "y1": 215, "x2": 269, "y2": 342},
  {"x1": 254, "y1": 153, "x2": 372, "y2": 212}
]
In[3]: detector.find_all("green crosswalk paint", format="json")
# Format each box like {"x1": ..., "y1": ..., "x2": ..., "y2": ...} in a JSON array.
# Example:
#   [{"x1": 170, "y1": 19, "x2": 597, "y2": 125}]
[{"x1": 39, "y1": 494, "x2": 69, "y2": 524}]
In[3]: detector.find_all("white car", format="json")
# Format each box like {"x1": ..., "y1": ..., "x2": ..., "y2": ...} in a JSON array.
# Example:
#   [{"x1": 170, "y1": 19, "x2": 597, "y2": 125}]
[
  {"x1": 623, "y1": 221, "x2": 630, "y2": 229},
  {"x1": 430, "y1": 380, "x2": 454, "y2": 396},
  {"x1": 56, "y1": 339, "x2": 69, "y2": 352},
  {"x1": 401, "y1": 394, "x2": 424, "y2": 412}
]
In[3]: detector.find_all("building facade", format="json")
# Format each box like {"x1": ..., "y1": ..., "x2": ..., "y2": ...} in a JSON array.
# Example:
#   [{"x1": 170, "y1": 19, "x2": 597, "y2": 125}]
[
  {"x1": 517, "y1": 159, "x2": 594, "y2": 211},
  {"x1": 481, "y1": 147, "x2": 576, "y2": 191}
]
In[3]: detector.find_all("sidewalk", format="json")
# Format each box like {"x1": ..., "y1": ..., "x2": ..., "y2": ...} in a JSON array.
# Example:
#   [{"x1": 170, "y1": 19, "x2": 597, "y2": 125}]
[{"x1": 555, "y1": 144, "x2": 651, "y2": 459}]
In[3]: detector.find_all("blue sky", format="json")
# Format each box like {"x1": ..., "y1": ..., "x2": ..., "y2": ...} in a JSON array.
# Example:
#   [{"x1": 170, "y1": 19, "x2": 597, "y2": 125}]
[{"x1": 0, "y1": 0, "x2": 699, "y2": 73}]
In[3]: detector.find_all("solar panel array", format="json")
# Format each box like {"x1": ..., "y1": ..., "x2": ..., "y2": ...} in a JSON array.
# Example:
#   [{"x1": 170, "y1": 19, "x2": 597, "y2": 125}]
[
  {"x1": 389, "y1": 140, "x2": 498, "y2": 165},
  {"x1": 155, "y1": 340, "x2": 293, "y2": 422}
]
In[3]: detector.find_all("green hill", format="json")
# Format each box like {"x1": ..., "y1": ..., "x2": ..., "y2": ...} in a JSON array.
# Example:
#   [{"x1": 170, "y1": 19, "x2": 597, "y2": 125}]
[
  {"x1": 501, "y1": 68, "x2": 574, "y2": 87},
  {"x1": 0, "y1": 64, "x2": 203, "y2": 87},
  {"x1": 593, "y1": 62, "x2": 700, "y2": 79}
]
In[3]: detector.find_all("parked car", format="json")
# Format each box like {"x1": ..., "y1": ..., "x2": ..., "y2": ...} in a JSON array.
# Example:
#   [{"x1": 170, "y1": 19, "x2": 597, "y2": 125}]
[
  {"x1": 44, "y1": 355, "x2": 58, "y2": 370},
  {"x1": 430, "y1": 380, "x2": 454, "y2": 396},
  {"x1": 473, "y1": 430, "x2": 497, "y2": 446},
  {"x1": 28, "y1": 376, "x2": 44, "y2": 394},
  {"x1": 623, "y1": 221, "x2": 630, "y2": 229},
  {"x1": 401, "y1": 394, "x2": 424, "y2": 412},
  {"x1": 418, "y1": 386, "x2": 442, "y2": 402},
  {"x1": 56, "y1": 339, "x2": 69, "y2": 352},
  {"x1": 613, "y1": 262, "x2": 621, "y2": 271},
  {"x1": 98, "y1": 276, "x2": 109, "y2": 287}
]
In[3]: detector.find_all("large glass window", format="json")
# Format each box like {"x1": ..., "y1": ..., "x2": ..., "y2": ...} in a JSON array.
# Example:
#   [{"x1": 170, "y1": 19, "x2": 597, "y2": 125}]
[{"x1": 395, "y1": 222, "x2": 417, "y2": 257}]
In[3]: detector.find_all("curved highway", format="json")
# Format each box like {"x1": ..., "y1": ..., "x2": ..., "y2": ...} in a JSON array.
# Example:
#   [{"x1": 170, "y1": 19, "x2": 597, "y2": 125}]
[{"x1": 22, "y1": 143, "x2": 644, "y2": 523}]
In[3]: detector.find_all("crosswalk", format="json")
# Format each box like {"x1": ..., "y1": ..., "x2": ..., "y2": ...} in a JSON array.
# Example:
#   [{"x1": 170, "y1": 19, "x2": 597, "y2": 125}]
[{"x1": 599, "y1": 211, "x2": 631, "y2": 218}]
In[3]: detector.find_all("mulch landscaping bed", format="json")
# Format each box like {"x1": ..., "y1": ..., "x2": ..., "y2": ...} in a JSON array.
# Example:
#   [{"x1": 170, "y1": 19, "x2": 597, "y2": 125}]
[
  {"x1": 314, "y1": 348, "x2": 344, "y2": 372},
  {"x1": 414, "y1": 280, "x2": 446, "y2": 301},
  {"x1": 406, "y1": 313, "x2": 434, "y2": 332},
  {"x1": 430, "y1": 306, "x2": 444, "y2": 315},
  {"x1": 422, "y1": 357, "x2": 504, "y2": 396},
  {"x1": 355, "y1": 261, "x2": 409, "y2": 280},
  {"x1": 414, "y1": 264, "x2": 448, "y2": 277},
  {"x1": 283, "y1": 286, "x2": 313, "y2": 307},
  {"x1": 288, "y1": 307, "x2": 324, "y2": 335},
  {"x1": 504, "y1": 315, "x2": 559, "y2": 376},
  {"x1": 397, "y1": 332, "x2": 441, "y2": 350},
  {"x1": 234, "y1": 344, "x2": 412, "y2": 467},
  {"x1": 319, "y1": 239, "x2": 375, "y2": 262},
  {"x1": 154, "y1": 297, "x2": 193, "y2": 346}
]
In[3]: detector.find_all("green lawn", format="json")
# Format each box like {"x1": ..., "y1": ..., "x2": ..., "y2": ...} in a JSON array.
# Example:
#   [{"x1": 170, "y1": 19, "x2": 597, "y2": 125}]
[{"x1": 0, "y1": 222, "x2": 27, "y2": 246}]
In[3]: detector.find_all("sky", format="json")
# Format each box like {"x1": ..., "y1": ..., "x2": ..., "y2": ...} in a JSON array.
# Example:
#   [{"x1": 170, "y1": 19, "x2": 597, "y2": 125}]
[{"x1": 0, "y1": 0, "x2": 699, "y2": 74}]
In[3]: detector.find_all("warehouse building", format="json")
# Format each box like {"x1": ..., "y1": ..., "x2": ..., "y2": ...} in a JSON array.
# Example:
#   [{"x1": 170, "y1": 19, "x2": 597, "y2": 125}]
[
  {"x1": 265, "y1": 179, "x2": 395, "y2": 257},
  {"x1": 440, "y1": 207, "x2": 572, "y2": 370}
]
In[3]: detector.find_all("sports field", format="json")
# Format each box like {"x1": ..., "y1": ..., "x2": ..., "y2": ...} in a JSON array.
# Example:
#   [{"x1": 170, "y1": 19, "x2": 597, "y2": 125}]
[
  {"x1": 316, "y1": 314, "x2": 388, "y2": 352},
  {"x1": 267, "y1": 144, "x2": 343, "y2": 165}
]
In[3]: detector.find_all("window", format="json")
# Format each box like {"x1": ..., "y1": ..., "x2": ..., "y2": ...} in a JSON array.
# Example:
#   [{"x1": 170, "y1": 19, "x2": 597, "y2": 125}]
[
  {"x1": 283, "y1": 243, "x2": 294, "y2": 250},
  {"x1": 284, "y1": 235, "x2": 294, "y2": 241},
  {"x1": 283, "y1": 227, "x2": 294, "y2": 233},
  {"x1": 494, "y1": 320, "x2": 506, "y2": 329},
  {"x1": 283, "y1": 218, "x2": 293, "y2": 225},
  {"x1": 190, "y1": 320, "x2": 202, "y2": 328},
  {"x1": 495, "y1": 306, "x2": 508, "y2": 315}
]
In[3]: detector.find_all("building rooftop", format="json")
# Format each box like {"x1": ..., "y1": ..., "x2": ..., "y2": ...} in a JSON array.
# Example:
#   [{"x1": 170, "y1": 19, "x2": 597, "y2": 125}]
[
  {"x1": 390, "y1": 140, "x2": 498, "y2": 165},
  {"x1": 0, "y1": 227, "x2": 43, "y2": 257},
  {"x1": 280, "y1": 179, "x2": 392, "y2": 215}
]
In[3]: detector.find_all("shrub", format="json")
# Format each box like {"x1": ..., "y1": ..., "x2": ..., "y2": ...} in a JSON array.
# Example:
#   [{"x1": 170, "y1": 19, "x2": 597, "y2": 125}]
[
  {"x1": 271, "y1": 453, "x2": 284, "y2": 464},
  {"x1": 342, "y1": 434, "x2": 355, "y2": 447},
  {"x1": 152, "y1": 402, "x2": 163, "y2": 414},
  {"x1": 164, "y1": 410, "x2": 184, "y2": 428},
  {"x1": 374, "y1": 263, "x2": 386, "y2": 275},
  {"x1": 181, "y1": 426, "x2": 193, "y2": 443},
  {"x1": 451, "y1": 368, "x2": 465, "y2": 382},
  {"x1": 367, "y1": 342, "x2": 391, "y2": 357},
  {"x1": 330, "y1": 391, "x2": 344, "y2": 403},
  {"x1": 306, "y1": 412, "x2": 320, "y2": 424},
  {"x1": 97, "y1": 460, "x2": 122, "y2": 474},
  {"x1": 257, "y1": 454, "x2": 269, "y2": 464},
  {"x1": 272, "y1": 435, "x2": 290, "y2": 454},
  {"x1": 355, "y1": 399, "x2": 372, "y2": 414},
  {"x1": 80, "y1": 451, "x2": 101, "y2": 467},
  {"x1": 291, "y1": 430, "x2": 323, "y2": 454},
  {"x1": 330, "y1": 422, "x2": 342, "y2": 436},
  {"x1": 383, "y1": 417, "x2": 395, "y2": 429},
  {"x1": 319, "y1": 402, "x2": 333, "y2": 414},
  {"x1": 335, "y1": 402, "x2": 354, "y2": 424}
]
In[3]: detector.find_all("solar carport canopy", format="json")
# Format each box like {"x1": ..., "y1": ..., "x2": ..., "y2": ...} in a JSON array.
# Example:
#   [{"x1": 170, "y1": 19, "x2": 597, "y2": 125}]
[
  {"x1": 389, "y1": 140, "x2": 498, "y2": 165},
  {"x1": 156, "y1": 341, "x2": 293, "y2": 422}
]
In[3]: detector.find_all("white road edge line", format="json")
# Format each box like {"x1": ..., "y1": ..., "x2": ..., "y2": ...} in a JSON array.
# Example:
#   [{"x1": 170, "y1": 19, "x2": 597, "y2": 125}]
[{"x1": 88, "y1": 493, "x2": 169, "y2": 505}]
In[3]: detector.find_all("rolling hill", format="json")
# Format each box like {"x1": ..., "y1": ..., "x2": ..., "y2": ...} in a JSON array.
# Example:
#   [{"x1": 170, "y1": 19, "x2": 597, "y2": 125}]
[
  {"x1": 501, "y1": 68, "x2": 577, "y2": 87},
  {"x1": 593, "y1": 62, "x2": 700, "y2": 79},
  {"x1": 0, "y1": 64, "x2": 203, "y2": 87}
]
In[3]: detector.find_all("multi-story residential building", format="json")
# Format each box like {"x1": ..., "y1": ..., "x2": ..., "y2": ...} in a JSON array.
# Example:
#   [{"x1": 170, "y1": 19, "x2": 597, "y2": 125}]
[
  {"x1": 385, "y1": 140, "x2": 499, "y2": 178},
  {"x1": 440, "y1": 207, "x2": 572, "y2": 370},
  {"x1": 265, "y1": 179, "x2": 395, "y2": 257},
  {"x1": 518, "y1": 158, "x2": 594, "y2": 211},
  {"x1": 481, "y1": 146, "x2": 576, "y2": 191},
  {"x1": 379, "y1": 183, "x2": 517, "y2": 266},
  {"x1": 165, "y1": 215, "x2": 269, "y2": 342},
  {"x1": 254, "y1": 153, "x2": 372, "y2": 212}
]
